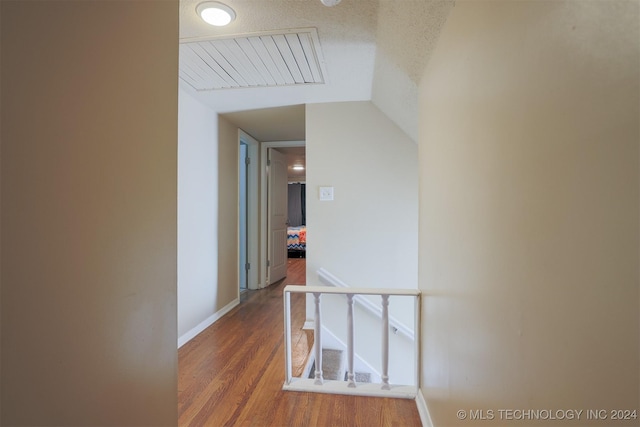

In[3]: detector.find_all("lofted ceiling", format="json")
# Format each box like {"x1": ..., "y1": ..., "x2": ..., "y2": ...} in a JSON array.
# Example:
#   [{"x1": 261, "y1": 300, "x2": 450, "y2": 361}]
[{"x1": 179, "y1": 0, "x2": 453, "y2": 142}]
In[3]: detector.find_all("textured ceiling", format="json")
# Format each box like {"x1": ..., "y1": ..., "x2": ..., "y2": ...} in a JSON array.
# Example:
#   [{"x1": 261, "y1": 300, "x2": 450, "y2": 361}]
[
  {"x1": 180, "y1": 0, "x2": 378, "y2": 113},
  {"x1": 179, "y1": 0, "x2": 453, "y2": 142},
  {"x1": 372, "y1": 0, "x2": 453, "y2": 141}
]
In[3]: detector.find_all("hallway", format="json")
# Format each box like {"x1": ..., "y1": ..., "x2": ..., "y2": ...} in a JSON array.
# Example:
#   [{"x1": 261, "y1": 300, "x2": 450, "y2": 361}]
[{"x1": 178, "y1": 258, "x2": 421, "y2": 426}]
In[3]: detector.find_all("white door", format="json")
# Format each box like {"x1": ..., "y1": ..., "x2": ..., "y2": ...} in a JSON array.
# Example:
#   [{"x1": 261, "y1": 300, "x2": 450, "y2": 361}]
[{"x1": 268, "y1": 148, "x2": 288, "y2": 284}]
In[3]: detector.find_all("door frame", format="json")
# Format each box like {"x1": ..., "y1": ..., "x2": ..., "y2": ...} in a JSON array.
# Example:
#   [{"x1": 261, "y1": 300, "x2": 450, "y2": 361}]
[
  {"x1": 260, "y1": 140, "x2": 305, "y2": 288},
  {"x1": 239, "y1": 130, "x2": 260, "y2": 290}
]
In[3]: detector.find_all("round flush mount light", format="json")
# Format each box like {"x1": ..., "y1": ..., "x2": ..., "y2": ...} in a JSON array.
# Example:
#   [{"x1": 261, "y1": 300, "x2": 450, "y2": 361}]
[
  {"x1": 292, "y1": 165, "x2": 305, "y2": 171},
  {"x1": 197, "y1": 1, "x2": 236, "y2": 26}
]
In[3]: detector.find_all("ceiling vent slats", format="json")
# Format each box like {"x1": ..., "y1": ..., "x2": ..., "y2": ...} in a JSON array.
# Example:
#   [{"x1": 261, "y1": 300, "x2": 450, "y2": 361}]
[
  {"x1": 181, "y1": 44, "x2": 231, "y2": 88},
  {"x1": 272, "y1": 34, "x2": 304, "y2": 84},
  {"x1": 285, "y1": 34, "x2": 314, "y2": 83},
  {"x1": 180, "y1": 28, "x2": 326, "y2": 91},
  {"x1": 298, "y1": 35, "x2": 323, "y2": 83},
  {"x1": 219, "y1": 39, "x2": 267, "y2": 86},
  {"x1": 247, "y1": 36, "x2": 287, "y2": 86},
  {"x1": 201, "y1": 41, "x2": 249, "y2": 86},
  {"x1": 261, "y1": 35, "x2": 296, "y2": 85},
  {"x1": 236, "y1": 37, "x2": 278, "y2": 86}
]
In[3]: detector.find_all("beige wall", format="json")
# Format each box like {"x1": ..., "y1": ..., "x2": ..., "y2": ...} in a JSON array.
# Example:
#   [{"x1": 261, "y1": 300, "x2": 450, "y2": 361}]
[
  {"x1": 0, "y1": 0, "x2": 3, "y2": 421},
  {"x1": 217, "y1": 116, "x2": 240, "y2": 310},
  {"x1": 1, "y1": 1, "x2": 178, "y2": 425},
  {"x1": 419, "y1": 1, "x2": 639, "y2": 426}
]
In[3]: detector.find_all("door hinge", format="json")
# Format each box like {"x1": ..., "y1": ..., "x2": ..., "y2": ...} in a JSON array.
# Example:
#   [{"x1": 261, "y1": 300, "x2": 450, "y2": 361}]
[
  {"x1": 245, "y1": 156, "x2": 250, "y2": 165},
  {"x1": 267, "y1": 260, "x2": 271, "y2": 267},
  {"x1": 267, "y1": 159, "x2": 271, "y2": 167},
  {"x1": 245, "y1": 262, "x2": 250, "y2": 271}
]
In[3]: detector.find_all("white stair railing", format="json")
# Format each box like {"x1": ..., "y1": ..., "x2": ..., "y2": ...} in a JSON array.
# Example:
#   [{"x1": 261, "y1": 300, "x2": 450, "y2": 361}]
[
  {"x1": 283, "y1": 284, "x2": 421, "y2": 399},
  {"x1": 317, "y1": 268, "x2": 416, "y2": 341}
]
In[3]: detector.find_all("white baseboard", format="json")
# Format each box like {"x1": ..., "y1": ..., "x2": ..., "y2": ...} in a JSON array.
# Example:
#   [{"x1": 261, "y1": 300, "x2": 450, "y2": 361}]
[
  {"x1": 178, "y1": 298, "x2": 239, "y2": 348},
  {"x1": 416, "y1": 388, "x2": 433, "y2": 427},
  {"x1": 283, "y1": 378, "x2": 417, "y2": 399}
]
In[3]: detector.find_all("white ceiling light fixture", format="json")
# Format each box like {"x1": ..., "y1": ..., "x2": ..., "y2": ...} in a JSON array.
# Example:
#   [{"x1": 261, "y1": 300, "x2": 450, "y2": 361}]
[
  {"x1": 292, "y1": 165, "x2": 305, "y2": 171},
  {"x1": 197, "y1": 1, "x2": 236, "y2": 27},
  {"x1": 320, "y1": 0, "x2": 342, "y2": 6}
]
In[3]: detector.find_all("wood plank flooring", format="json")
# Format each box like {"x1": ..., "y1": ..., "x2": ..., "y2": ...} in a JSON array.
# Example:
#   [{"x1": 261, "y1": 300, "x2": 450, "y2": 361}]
[{"x1": 178, "y1": 258, "x2": 422, "y2": 427}]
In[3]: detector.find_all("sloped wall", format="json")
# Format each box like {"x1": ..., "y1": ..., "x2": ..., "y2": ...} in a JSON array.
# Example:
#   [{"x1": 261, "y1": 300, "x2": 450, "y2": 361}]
[{"x1": 372, "y1": 0, "x2": 453, "y2": 142}]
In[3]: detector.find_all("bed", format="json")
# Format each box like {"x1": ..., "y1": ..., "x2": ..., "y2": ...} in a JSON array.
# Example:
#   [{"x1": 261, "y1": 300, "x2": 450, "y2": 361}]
[{"x1": 287, "y1": 225, "x2": 306, "y2": 258}]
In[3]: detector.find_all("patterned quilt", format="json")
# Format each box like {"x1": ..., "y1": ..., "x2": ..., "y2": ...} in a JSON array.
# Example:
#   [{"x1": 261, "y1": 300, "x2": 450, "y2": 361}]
[{"x1": 287, "y1": 226, "x2": 306, "y2": 251}]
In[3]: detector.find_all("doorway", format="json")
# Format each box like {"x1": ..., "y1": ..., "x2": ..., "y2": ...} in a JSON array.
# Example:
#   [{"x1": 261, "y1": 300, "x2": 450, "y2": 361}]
[
  {"x1": 239, "y1": 131, "x2": 259, "y2": 292},
  {"x1": 267, "y1": 148, "x2": 288, "y2": 284},
  {"x1": 261, "y1": 141, "x2": 306, "y2": 287},
  {"x1": 239, "y1": 142, "x2": 249, "y2": 291}
]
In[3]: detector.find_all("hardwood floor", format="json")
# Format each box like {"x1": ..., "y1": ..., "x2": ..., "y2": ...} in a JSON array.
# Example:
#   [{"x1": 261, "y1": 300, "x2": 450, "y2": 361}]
[{"x1": 178, "y1": 258, "x2": 422, "y2": 427}]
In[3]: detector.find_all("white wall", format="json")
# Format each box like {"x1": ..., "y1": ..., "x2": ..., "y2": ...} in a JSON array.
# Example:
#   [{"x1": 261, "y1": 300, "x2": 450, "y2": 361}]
[
  {"x1": 306, "y1": 101, "x2": 418, "y2": 357},
  {"x1": 178, "y1": 89, "x2": 220, "y2": 341},
  {"x1": 419, "y1": 1, "x2": 639, "y2": 426},
  {"x1": 1, "y1": 1, "x2": 178, "y2": 425},
  {"x1": 177, "y1": 95, "x2": 256, "y2": 345}
]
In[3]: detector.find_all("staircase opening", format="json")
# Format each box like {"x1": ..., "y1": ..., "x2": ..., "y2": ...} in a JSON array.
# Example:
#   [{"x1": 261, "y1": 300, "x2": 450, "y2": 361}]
[{"x1": 283, "y1": 272, "x2": 420, "y2": 399}]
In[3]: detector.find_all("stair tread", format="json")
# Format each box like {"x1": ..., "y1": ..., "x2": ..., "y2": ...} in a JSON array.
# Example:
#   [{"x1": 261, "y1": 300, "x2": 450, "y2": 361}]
[
  {"x1": 320, "y1": 348, "x2": 343, "y2": 380},
  {"x1": 308, "y1": 348, "x2": 372, "y2": 383},
  {"x1": 344, "y1": 371, "x2": 372, "y2": 383}
]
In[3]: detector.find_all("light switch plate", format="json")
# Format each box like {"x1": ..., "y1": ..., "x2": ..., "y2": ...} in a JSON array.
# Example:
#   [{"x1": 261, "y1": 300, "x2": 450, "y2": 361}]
[{"x1": 319, "y1": 186, "x2": 334, "y2": 201}]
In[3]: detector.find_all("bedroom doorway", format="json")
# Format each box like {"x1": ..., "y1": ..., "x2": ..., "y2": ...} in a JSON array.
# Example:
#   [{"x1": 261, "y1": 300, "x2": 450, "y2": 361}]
[
  {"x1": 267, "y1": 148, "x2": 288, "y2": 284},
  {"x1": 261, "y1": 141, "x2": 306, "y2": 287}
]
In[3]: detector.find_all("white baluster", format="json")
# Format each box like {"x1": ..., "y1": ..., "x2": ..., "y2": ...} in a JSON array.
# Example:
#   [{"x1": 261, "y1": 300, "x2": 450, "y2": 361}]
[
  {"x1": 346, "y1": 294, "x2": 355, "y2": 387},
  {"x1": 414, "y1": 294, "x2": 421, "y2": 391},
  {"x1": 381, "y1": 294, "x2": 390, "y2": 390},
  {"x1": 284, "y1": 290, "x2": 292, "y2": 385},
  {"x1": 314, "y1": 292, "x2": 323, "y2": 385}
]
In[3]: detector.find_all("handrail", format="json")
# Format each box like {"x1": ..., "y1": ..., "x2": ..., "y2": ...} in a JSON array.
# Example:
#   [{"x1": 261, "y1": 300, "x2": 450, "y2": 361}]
[
  {"x1": 317, "y1": 268, "x2": 417, "y2": 340},
  {"x1": 283, "y1": 283, "x2": 421, "y2": 399},
  {"x1": 285, "y1": 284, "x2": 420, "y2": 297}
]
